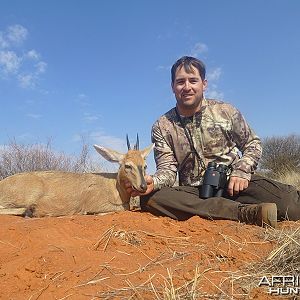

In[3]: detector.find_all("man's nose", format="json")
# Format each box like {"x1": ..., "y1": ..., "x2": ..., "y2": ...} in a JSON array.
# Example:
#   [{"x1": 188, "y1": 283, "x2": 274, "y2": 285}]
[{"x1": 183, "y1": 80, "x2": 191, "y2": 90}]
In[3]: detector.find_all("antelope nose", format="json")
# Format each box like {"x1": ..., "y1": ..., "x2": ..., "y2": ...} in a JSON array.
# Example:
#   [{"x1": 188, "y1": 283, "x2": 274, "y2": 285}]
[{"x1": 140, "y1": 182, "x2": 147, "y2": 191}]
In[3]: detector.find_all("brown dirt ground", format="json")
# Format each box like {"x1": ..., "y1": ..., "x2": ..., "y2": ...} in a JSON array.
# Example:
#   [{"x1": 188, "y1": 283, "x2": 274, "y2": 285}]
[{"x1": 0, "y1": 211, "x2": 293, "y2": 299}]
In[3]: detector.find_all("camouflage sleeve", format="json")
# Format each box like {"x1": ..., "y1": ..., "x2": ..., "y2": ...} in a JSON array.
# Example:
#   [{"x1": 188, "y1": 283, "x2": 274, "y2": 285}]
[
  {"x1": 151, "y1": 121, "x2": 178, "y2": 190},
  {"x1": 230, "y1": 109, "x2": 262, "y2": 181}
]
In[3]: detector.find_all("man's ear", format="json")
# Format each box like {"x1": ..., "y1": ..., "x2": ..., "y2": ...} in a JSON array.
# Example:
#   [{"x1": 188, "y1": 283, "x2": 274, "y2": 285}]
[
  {"x1": 202, "y1": 79, "x2": 208, "y2": 91},
  {"x1": 171, "y1": 82, "x2": 175, "y2": 94}
]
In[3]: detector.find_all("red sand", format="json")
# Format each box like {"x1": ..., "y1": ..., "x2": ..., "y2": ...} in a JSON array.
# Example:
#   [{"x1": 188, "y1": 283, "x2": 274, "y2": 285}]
[{"x1": 0, "y1": 211, "x2": 288, "y2": 299}]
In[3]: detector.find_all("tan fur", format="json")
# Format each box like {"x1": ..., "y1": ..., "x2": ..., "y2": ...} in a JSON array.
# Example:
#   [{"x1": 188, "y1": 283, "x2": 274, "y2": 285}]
[{"x1": 0, "y1": 144, "x2": 153, "y2": 217}]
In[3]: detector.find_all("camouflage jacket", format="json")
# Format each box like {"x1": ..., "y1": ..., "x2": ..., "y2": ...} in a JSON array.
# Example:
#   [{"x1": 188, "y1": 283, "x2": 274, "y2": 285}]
[{"x1": 151, "y1": 98, "x2": 262, "y2": 190}]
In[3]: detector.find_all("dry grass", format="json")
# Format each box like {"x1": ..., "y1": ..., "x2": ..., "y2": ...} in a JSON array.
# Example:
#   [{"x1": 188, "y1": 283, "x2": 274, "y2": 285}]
[
  {"x1": 86, "y1": 265, "x2": 217, "y2": 300},
  {"x1": 88, "y1": 221, "x2": 300, "y2": 298},
  {"x1": 275, "y1": 169, "x2": 300, "y2": 189},
  {"x1": 232, "y1": 223, "x2": 300, "y2": 295},
  {"x1": 151, "y1": 266, "x2": 213, "y2": 300},
  {"x1": 258, "y1": 167, "x2": 300, "y2": 190}
]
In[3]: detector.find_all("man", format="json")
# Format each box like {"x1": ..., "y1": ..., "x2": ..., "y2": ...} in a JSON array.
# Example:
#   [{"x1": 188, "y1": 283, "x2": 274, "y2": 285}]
[{"x1": 127, "y1": 56, "x2": 300, "y2": 228}]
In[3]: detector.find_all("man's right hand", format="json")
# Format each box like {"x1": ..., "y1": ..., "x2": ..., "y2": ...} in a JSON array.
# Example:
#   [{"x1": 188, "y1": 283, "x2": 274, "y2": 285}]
[
  {"x1": 125, "y1": 175, "x2": 154, "y2": 197},
  {"x1": 227, "y1": 176, "x2": 249, "y2": 196}
]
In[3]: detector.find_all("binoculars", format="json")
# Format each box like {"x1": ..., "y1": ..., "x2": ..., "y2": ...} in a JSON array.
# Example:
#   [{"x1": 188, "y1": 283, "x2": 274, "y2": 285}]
[{"x1": 200, "y1": 162, "x2": 229, "y2": 198}]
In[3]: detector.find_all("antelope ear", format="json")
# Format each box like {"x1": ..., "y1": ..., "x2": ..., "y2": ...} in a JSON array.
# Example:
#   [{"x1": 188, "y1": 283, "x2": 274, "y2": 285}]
[
  {"x1": 141, "y1": 144, "x2": 154, "y2": 159},
  {"x1": 94, "y1": 145, "x2": 124, "y2": 163}
]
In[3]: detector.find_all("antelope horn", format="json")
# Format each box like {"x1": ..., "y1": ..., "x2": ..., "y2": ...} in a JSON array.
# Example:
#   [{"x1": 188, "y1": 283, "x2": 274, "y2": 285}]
[
  {"x1": 134, "y1": 133, "x2": 140, "y2": 150},
  {"x1": 126, "y1": 134, "x2": 131, "y2": 150}
]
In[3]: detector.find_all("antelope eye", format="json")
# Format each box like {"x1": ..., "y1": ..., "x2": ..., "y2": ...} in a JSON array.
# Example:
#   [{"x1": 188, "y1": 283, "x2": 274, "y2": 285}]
[
  {"x1": 144, "y1": 165, "x2": 147, "y2": 170},
  {"x1": 125, "y1": 164, "x2": 132, "y2": 170}
]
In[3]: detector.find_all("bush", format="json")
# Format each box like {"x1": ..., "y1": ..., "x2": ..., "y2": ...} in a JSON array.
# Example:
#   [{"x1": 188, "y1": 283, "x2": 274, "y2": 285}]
[
  {"x1": 0, "y1": 139, "x2": 100, "y2": 180},
  {"x1": 260, "y1": 134, "x2": 300, "y2": 177}
]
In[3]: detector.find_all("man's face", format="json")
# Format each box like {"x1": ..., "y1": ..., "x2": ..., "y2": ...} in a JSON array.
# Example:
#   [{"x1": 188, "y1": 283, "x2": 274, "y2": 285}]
[{"x1": 172, "y1": 65, "x2": 207, "y2": 115}]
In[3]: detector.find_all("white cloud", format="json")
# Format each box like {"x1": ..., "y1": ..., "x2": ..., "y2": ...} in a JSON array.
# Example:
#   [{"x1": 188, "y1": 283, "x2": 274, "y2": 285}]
[
  {"x1": 6, "y1": 24, "x2": 28, "y2": 45},
  {"x1": 156, "y1": 64, "x2": 171, "y2": 71},
  {"x1": 191, "y1": 42, "x2": 208, "y2": 57},
  {"x1": 206, "y1": 89, "x2": 224, "y2": 99},
  {"x1": 35, "y1": 61, "x2": 47, "y2": 74},
  {"x1": 205, "y1": 68, "x2": 224, "y2": 100},
  {"x1": 0, "y1": 50, "x2": 21, "y2": 74},
  {"x1": 18, "y1": 73, "x2": 35, "y2": 88},
  {"x1": 203, "y1": 64, "x2": 224, "y2": 99},
  {"x1": 89, "y1": 131, "x2": 126, "y2": 152},
  {"x1": 82, "y1": 113, "x2": 100, "y2": 123},
  {"x1": 26, "y1": 113, "x2": 42, "y2": 119},
  {"x1": 26, "y1": 49, "x2": 40, "y2": 60},
  {"x1": 0, "y1": 24, "x2": 28, "y2": 49},
  {"x1": 0, "y1": 33, "x2": 9, "y2": 48},
  {"x1": 207, "y1": 67, "x2": 222, "y2": 81},
  {"x1": 17, "y1": 61, "x2": 47, "y2": 88},
  {"x1": 76, "y1": 93, "x2": 90, "y2": 106},
  {"x1": 0, "y1": 24, "x2": 47, "y2": 89},
  {"x1": 206, "y1": 83, "x2": 224, "y2": 100},
  {"x1": 72, "y1": 131, "x2": 126, "y2": 152}
]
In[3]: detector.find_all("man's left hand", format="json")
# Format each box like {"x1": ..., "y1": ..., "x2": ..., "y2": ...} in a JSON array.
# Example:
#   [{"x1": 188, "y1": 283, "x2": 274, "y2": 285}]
[{"x1": 227, "y1": 176, "x2": 249, "y2": 196}]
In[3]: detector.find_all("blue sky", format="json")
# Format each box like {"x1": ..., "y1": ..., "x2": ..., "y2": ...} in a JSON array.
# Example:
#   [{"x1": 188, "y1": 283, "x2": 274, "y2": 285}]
[{"x1": 0, "y1": 0, "x2": 299, "y2": 172}]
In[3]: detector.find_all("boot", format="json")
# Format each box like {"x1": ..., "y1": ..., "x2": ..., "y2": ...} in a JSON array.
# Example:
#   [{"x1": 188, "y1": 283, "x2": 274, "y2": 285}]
[{"x1": 238, "y1": 203, "x2": 277, "y2": 228}]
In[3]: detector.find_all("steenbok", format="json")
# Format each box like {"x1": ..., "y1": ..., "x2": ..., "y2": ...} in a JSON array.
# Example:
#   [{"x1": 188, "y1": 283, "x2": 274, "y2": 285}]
[{"x1": 0, "y1": 136, "x2": 153, "y2": 217}]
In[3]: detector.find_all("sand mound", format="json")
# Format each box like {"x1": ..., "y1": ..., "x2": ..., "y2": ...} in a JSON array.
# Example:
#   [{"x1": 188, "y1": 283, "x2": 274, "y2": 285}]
[{"x1": 0, "y1": 211, "x2": 290, "y2": 299}]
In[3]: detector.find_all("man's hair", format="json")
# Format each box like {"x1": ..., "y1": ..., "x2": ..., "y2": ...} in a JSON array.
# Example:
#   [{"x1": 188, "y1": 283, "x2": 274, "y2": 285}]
[{"x1": 171, "y1": 56, "x2": 206, "y2": 83}]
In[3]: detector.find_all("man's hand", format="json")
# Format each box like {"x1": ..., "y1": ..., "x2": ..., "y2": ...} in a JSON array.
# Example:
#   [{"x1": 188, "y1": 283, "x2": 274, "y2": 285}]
[
  {"x1": 124, "y1": 175, "x2": 154, "y2": 197},
  {"x1": 227, "y1": 176, "x2": 249, "y2": 196}
]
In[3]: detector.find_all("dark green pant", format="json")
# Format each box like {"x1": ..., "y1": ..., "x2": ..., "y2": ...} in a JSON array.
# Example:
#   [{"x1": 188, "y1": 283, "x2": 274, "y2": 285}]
[{"x1": 140, "y1": 175, "x2": 300, "y2": 221}]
